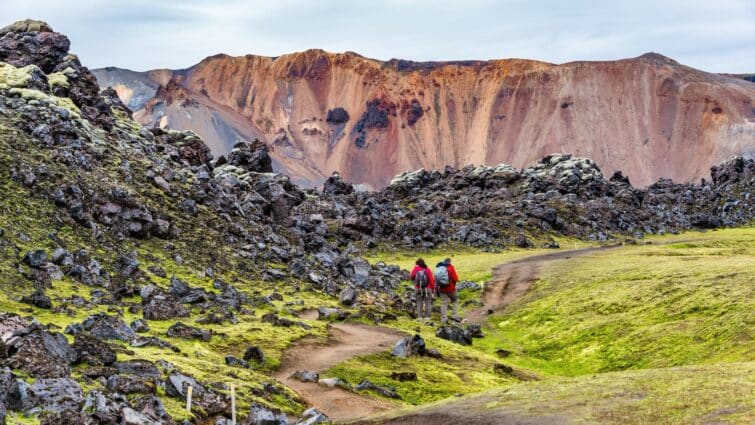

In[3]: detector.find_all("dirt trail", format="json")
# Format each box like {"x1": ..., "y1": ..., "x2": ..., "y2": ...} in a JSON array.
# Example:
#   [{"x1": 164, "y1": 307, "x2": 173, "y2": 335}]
[
  {"x1": 354, "y1": 246, "x2": 623, "y2": 425},
  {"x1": 466, "y1": 246, "x2": 616, "y2": 323},
  {"x1": 277, "y1": 246, "x2": 615, "y2": 423},
  {"x1": 274, "y1": 320, "x2": 406, "y2": 422}
]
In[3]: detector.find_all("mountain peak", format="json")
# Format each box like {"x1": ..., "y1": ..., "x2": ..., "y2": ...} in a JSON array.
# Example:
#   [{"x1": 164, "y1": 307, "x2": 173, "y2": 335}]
[{"x1": 637, "y1": 52, "x2": 680, "y2": 65}]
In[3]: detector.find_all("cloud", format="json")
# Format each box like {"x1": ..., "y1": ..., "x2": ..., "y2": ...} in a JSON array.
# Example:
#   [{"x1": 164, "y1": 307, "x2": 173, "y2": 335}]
[{"x1": 2, "y1": 0, "x2": 754, "y2": 72}]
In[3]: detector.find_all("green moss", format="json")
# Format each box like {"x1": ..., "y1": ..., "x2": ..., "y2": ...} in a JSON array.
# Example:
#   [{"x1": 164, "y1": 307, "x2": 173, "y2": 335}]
[
  {"x1": 0, "y1": 62, "x2": 35, "y2": 89},
  {"x1": 47, "y1": 71, "x2": 70, "y2": 89},
  {"x1": 8, "y1": 87, "x2": 81, "y2": 116},
  {"x1": 477, "y1": 227, "x2": 755, "y2": 376},
  {"x1": 372, "y1": 362, "x2": 755, "y2": 425},
  {"x1": 4, "y1": 412, "x2": 41, "y2": 425}
]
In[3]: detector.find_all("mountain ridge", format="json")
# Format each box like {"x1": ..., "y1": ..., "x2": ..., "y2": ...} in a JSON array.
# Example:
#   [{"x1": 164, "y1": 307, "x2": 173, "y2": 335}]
[{"x1": 94, "y1": 49, "x2": 755, "y2": 189}]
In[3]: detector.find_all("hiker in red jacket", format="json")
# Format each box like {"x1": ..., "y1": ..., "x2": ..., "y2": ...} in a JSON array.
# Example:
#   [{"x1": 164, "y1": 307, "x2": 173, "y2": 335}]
[
  {"x1": 434, "y1": 258, "x2": 460, "y2": 324},
  {"x1": 410, "y1": 258, "x2": 435, "y2": 321}
]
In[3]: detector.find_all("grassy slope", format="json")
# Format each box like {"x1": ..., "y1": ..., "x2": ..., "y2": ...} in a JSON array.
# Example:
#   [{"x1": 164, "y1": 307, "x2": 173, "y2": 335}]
[
  {"x1": 325, "y1": 243, "x2": 603, "y2": 405},
  {"x1": 367, "y1": 362, "x2": 754, "y2": 425},
  {"x1": 478, "y1": 227, "x2": 754, "y2": 375},
  {"x1": 336, "y1": 228, "x2": 754, "y2": 424}
]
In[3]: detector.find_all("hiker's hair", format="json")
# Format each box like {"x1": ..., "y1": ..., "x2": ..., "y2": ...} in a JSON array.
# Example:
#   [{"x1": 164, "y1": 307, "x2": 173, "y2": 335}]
[
  {"x1": 416, "y1": 258, "x2": 427, "y2": 267},
  {"x1": 445, "y1": 257, "x2": 452, "y2": 264}
]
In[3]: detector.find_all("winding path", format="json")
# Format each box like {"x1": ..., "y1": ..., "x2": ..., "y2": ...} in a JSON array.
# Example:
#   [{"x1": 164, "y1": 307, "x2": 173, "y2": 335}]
[
  {"x1": 273, "y1": 317, "x2": 406, "y2": 422},
  {"x1": 466, "y1": 246, "x2": 616, "y2": 323},
  {"x1": 275, "y1": 246, "x2": 615, "y2": 423}
]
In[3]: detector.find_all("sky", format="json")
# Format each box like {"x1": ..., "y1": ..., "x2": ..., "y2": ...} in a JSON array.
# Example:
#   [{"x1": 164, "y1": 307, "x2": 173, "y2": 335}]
[{"x1": 4, "y1": 0, "x2": 755, "y2": 73}]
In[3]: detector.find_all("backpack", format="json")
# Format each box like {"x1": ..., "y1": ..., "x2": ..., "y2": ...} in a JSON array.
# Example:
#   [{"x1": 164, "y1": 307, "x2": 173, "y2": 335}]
[
  {"x1": 435, "y1": 265, "x2": 450, "y2": 287},
  {"x1": 414, "y1": 268, "x2": 429, "y2": 288}
]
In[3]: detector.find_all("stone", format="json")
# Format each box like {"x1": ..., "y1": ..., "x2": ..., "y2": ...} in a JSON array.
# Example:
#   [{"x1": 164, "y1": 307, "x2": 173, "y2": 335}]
[
  {"x1": 113, "y1": 360, "x2": 162, "y2": 378},
  {"x1": 153, "y1": 176, "x2": 171, "y2": 192},
  {"x1": 7, "y1": 377, "x2": 83, "y2": 414},
  {"x1": 456, "y1": 281, "x2": 481, "y2": 291},
  {"x1": 0, "y1": 20, "x2": 70, "y2": 73},
  {"x1": 131, "y1": 319, "x2": 150, "y2": 333},
  {"x1": 389, "y1": 371, "x2": 417, "y2": 382},
  {"x1": 1, "y1": 327, "x2": 76, "y2": 378},
  {"x1": 80, "y1": 389, "x2": 127, "y2": 424},
  {"x1": 316, "y1": 307, "x2": 349, "y2": 321},
  {"x1": 391, "y1": 334, "x2": 426, "y2": 358},
  {"x1": 435, "y1": 325, "x2": 473, "y2": 346},
  {"x1": 20, "y1": 289, "x2": 52, "y2": 309},
  {"x1": 467, "y1": 323, "x2": 484, "y2": 338},
  {"x1": 243, "y1": 346, "x2": 265, "y2": 365},
  {"x1": 114, "y1": 253, "x2": 140, "y2": 277},
  {"x1": 323, "y1": 172, "x2": 354, "y2": 195},
  {"x1": 169, "y1": 277, "x2": 209, "y2": 304},
  {"x1": 142, "y1": 296, "x2": 189, "y2": 320},
  {"x1": 106, "y1": 374, "x2": 156, "y2": 394},
  {"x1": 122, "y1": 407, "x2": 163, "y2": 425},
  {"x1": 354, "y1": 379, "x2": 400, "y2": 399},
  {"x1": 243, "y1": 403, "x2": 289, "y2": 425},
  {"x1": 23, "y1": 249, "x2": 47, "y2": 268},
  {"x1": 165, "y1": 372, "x2": 228, "y2": 417},
  {"x1": 493, "y1": 363, "x2": 514, "y2": 375},
  {"x1": 166, "y1": 322, "x2": 212, "y2": 342},
  {"x1": 338, "y1": 287, "x2": 357, "y2": 306},
  {"x1": 129, "y1": 395, "x2": 171, "y2": 423},
  {"x1": 296, "y1": 408, "x2": 330, "y2": 425},
  {"x1": 72, "y1": 333, "x2": 117, "y2": 366},
  {"x1": 317, "y1": 377, "x2": 351, "y2": 390},
  {"x1": 225, "y1": 355, "x2": 249, "y2": 369},
  {"x1": 81, "y1": 313, "x2": 138, "y2": 342},
  {"x1": 290, "y1": 370, "x2": 319, "y2": 383}
]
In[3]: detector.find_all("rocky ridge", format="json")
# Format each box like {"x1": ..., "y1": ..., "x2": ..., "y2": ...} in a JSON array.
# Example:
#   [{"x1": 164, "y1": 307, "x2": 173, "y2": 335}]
[{"x1": 300, "y1": 154, "x2": 754, "y2": 249}]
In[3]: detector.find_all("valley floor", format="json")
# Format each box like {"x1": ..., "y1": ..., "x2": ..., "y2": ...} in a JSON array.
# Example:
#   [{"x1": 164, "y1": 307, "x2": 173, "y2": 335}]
[
  {"x1": 333, "y1": 227, "x2": 755, "y2": 424},
  {"x1": 2, "y1": 227, "x2": 753, "y2": 424}
]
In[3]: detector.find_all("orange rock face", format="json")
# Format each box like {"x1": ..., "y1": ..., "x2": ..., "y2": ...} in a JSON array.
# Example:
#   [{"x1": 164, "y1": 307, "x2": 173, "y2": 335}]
[{"x1": 94, "y1": 52, "x2": 755, "y2": 188}]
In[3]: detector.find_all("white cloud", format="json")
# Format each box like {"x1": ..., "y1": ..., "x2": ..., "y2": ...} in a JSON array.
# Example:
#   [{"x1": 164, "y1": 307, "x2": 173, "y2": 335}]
[{"x1": 2, "y1": 0, "x2": 754, "y2": 73}]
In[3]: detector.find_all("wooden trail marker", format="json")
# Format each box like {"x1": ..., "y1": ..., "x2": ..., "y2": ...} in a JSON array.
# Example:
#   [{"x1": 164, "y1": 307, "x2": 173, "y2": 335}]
[
  {"x1": 186, "y1": 385, "x2": 193, "y2": 412},
  {"x1": 231, "y1": 384, "x2": 237, "y2": 425}
]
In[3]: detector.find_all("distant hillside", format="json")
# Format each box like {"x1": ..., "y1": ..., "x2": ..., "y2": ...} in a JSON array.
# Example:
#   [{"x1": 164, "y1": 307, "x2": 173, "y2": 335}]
[{"x1": 95, "y1": 52, "x2": 755, "y2": 188}]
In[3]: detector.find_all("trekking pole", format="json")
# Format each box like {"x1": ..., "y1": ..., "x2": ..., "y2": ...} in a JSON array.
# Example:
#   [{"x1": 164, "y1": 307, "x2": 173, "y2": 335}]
[
  {"x1": 231, "y1": 384, "x2": 236, "y2": 425},
  {"x1": 186, "y1": 385, "x2": 192, "y2": 412}
]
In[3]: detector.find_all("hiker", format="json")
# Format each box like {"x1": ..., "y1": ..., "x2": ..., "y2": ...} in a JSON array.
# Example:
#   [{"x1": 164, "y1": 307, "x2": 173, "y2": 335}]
[
  {"x1": 410, "y1": 258, "x2": 435, "y2": 321},
  {"x1": 435, "y1": 258, "x2": 460, "y2": 324}
]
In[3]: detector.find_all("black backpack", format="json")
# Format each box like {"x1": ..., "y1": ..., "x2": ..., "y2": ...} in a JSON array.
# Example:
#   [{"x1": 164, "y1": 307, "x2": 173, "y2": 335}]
[{"x1": 414, "y1": 268, "x2": 429, "y2": 288}]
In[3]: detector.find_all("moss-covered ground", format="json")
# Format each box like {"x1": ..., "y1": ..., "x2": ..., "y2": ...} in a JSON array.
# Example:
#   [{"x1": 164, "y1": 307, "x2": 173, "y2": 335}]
[
  {"x1": 477, "y1": 227, "x2": 754, "y2": 375},
  {"x1": 333, "y1": 227, "x2": 754, "y2": 423},
  {"x1": 367, "y1": 361, "x2": 754, "y2": 425}
]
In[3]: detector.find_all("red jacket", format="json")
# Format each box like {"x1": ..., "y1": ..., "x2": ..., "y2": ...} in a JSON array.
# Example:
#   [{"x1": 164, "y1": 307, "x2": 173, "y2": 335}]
[
  {"x1": 438, "y1": 264, "x2": 459, "y2": 293},
  {"x1": 410, "y1": 265, "x2": 435, "y2": 291}
]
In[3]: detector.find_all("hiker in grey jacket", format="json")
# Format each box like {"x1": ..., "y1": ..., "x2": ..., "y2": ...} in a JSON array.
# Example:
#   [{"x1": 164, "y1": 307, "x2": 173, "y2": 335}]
[{"x1": 434, "y1": 258, "x2": 460, "y2": 324}]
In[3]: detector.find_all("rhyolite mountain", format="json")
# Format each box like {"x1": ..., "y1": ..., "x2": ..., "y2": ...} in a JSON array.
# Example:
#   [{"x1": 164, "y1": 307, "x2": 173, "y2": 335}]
[{"x1": 94, "y1": 50, "x2": 755, "y2": 188}]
